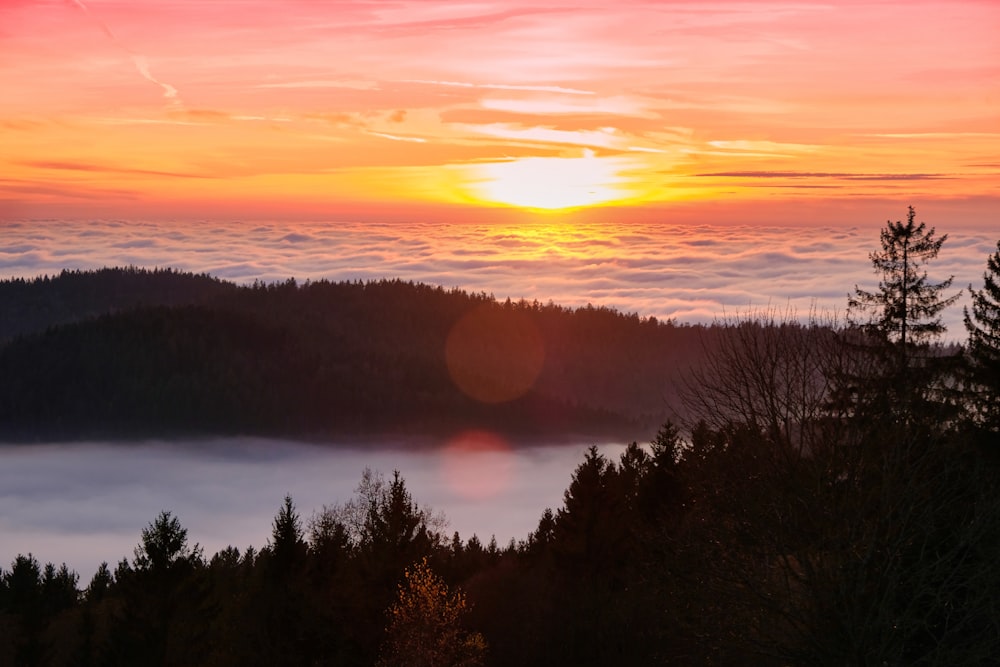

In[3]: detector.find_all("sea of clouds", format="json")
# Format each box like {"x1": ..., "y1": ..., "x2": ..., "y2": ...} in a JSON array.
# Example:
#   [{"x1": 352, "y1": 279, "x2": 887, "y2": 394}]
[{"x1": 2, "y1": 219, "x2": 995, "y2": 335}]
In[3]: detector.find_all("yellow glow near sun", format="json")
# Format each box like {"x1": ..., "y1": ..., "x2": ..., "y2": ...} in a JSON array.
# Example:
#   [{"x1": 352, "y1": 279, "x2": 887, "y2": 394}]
[{"x1": 471, "y1": 150, "x2": 635, "y2": 210}]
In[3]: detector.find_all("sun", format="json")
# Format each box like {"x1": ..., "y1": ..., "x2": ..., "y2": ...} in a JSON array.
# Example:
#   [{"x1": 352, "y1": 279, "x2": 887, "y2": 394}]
[{"x1": 470, "y1": 150, "x2": 636, "y2": 211}]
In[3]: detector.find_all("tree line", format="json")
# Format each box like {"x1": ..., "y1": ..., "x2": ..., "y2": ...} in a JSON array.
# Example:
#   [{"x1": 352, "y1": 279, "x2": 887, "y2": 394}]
[
  {"x1": 0, "y1": 269, "x2": 715, "y2": 441},
  {"x1": 1, "y1": 207, "x2": 999, "y2": 665}
]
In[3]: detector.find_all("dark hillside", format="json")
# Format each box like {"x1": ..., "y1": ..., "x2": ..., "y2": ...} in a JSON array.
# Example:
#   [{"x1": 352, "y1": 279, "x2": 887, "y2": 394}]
[
  {"x1": 0, "y1": 267, "x2": 235, "y2": 341},
  {"x1": 0, "y1": 269, "x2": 706, "y2": 441}
]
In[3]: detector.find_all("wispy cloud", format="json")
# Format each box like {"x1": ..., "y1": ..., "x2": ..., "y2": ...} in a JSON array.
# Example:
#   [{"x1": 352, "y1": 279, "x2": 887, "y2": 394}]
[
  {"x1": 171, "y1": 109, "x2": 230, "y2": 122},
  {"x1": 861, "y1": 133, "x2": 1000, "y2": 139},
  {"x1": 706, "y1": 140, "x2": 819, "y2": 154},
  {"x1": 88, "y1": 118, "x2": 204, "y2": 126},
  {"x1": 458, "y1": 123, "x2": 624, "y2": 150},
  {"x1": 255, "y1": 80, "x2": 379, "y2": 90},
  {"x1": 232, "y1": 115, "x2": 293, "y2": 122},
  {"x1": 69, "y1": 0, "x2": 181, "y2": 106},
  {"x1": 479, "y1": 95, "x2": 655, "y2": 117},
  {"x1": 697, "y1": 171, "x2": 950, "y2": 181},
  {"x1": 19, "y1": 160, "x2": 210, "y2": 179},
  {"x1": 0, "y1": 119, "x2": 44, "y2": 132},
  {"x1": 366, "y1": 131, "x2": 427, "y2": 143},
  {"x1": 131, "y1": 54, "x2": 179, "y2": 102},
  {"x1": 404, "y1": 80, "x2": 595, "y2": 95},
  {"x1": 0, "y1": 181, "x2": 140, "y2": 201}
]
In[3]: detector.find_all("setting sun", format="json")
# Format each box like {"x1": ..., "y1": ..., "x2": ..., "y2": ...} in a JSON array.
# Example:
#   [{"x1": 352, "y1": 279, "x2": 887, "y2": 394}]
[{"x1": 469, "y1": 150, "x2": 638, "y2": 211}]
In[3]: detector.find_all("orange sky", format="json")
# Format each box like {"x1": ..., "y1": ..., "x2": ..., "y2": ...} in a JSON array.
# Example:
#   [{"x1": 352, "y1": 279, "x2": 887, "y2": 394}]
[{"x1": 1, "y1": 0, "x2": 998, "y2": 223}]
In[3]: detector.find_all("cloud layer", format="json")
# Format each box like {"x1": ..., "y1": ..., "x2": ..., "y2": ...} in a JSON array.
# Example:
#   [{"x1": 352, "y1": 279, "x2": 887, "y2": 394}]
[
  {"x1": 0, "y1": 439, "x2": 624, "y2": 580},
  {"x1": 1, "y1": 218, "x2": 993, "y2": 336}
]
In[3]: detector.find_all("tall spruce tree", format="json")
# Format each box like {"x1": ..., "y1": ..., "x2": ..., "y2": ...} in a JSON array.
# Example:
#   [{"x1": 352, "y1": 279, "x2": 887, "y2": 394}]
[
  {"x1": 849, "y1": 206, "x2": 959, "y2": 356},
  {"x1": 846, "y1": 206, "x2": 960, "y2": 423},
  {"x1": 133, "y1": 511, "x2": 194, "y2": 573},
  {"x1": 270, "y1": 494, "x2": 306, "y2": 568},
  {"x1": 964, "y1": 240, "x2": 1000, "y2": 431}
]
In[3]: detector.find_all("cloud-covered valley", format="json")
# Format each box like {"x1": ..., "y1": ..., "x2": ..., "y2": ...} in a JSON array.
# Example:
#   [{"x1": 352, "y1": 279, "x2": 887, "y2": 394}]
[{"x1": 2, "y1": 219, "x2": 995, "y2": 337}]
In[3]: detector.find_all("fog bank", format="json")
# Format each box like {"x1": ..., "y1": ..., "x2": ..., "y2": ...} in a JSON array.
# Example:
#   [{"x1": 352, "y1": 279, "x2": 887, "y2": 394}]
[{"x1": 0, "y1": 437, "x2": 624, "y2": 580}]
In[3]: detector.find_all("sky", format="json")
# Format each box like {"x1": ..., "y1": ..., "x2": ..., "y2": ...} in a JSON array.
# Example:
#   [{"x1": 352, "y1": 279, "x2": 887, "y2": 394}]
[{"x1": 1, "y1": 0, "x2": 998, "y2": 223}]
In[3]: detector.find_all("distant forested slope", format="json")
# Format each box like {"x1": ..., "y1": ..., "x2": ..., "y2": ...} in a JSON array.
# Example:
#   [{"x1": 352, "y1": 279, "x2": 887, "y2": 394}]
[
  {"x1": 0, "y1": 267, "x2": 236, "y2": 340},
  {"x1": 0, "y1": 268, "x2": 709, "y2": 441}
]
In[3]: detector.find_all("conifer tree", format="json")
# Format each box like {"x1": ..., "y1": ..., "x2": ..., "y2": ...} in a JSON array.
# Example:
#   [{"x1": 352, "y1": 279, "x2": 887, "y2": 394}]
[
  {"x1": 260, "y1": 495, "x2": 309, "y2": 667},
  {"x1": 964, "y1": 240, "x2": 1000, "y2": 431},
  {"x1": 85, "y1": 562, "x2": 113, "y2": 603},
  {"x1": 848, "y1": 206, "x2": 959, "y2": 357},
  {"x1": 133, "y1": 511, "x2": 195, "y2": 573},
  {"x1": 270, "y1": 494, "x2": 306, "y2": 568},
  {"x1": 846, "y1": 207, "x2": 960, "y2": 420}
]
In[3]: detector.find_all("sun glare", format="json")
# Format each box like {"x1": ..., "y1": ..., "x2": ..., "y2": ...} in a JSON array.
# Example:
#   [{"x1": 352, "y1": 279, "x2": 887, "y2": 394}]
[{"x1": 471, "y1": 150, "x2": 635, "y2": 211}]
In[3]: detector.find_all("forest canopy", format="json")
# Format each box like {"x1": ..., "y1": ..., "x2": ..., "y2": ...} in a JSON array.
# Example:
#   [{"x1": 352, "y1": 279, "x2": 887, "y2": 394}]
[{"x1": 0, "y1": 268, "x2": 711, "y2": 441}]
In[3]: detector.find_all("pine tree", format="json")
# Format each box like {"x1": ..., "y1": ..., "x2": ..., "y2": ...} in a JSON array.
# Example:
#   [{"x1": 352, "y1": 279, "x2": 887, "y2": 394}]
[
  {"x1": 259, "y1": 495, "x2": 309, "y2": 667},
  {"x1": 846, "y1": 206, "x2": 960, "y2": 419},
  {"x1": 964, "y1": 240, "x2": 1000, "y2": 431},
  {"x1": 85, "y1": 562, "x2": 113, "y2": 603},
  {"x1": 270, "y1": 494, "x2": 306, "y2": 568},
  {"x1": 120, "y1": 512, "x2": 204, "y2": 665},
  {"x1": 362, "y1": 471, "x2": 434, "y2": 562},
  {"x1": 133, "y1": 511, "x2": 194, "y2": 573},
  {"x1": 849, "y1": 206, "x2": 959, "y2": 357}
]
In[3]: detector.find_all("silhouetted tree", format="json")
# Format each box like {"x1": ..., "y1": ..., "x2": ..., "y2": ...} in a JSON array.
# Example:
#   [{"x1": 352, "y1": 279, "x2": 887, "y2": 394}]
[
  {"x1": 846, "y1": 207, "x2": 961, "y2": 428},
  {"x1": 2, "y1": 554, "x2": 44, "y2": 666},
  {"x1": 553, "y1": 447, "x2": 621, "y2": 577},
  {"x1": 636, "y1": 420, "x2": 686, "y2": 525},
  {"x1": 683, "y1": 309, "x2": 846, "y2": 454},
  {"x1": 250, "y1": 495, "x2": 313, "y2": 667},
  {"x1": 115, "y1": 511, "x2": 205, "y2": 667},
  {"x1": 848, "y1": 206, "x2": 959, "y2": 380},
  {"x1": 361, "y1": 471, "x2": 440, "y2": 567},
  {"x1": 40, "y1": 563, "x2": 78, "y2": 618},
  {"x1": 270, "y1": 494, "x2": 306, "y2": 569},
  {"x1": 544, "y1": 447, "x2": 644, "y2": 664},
  {"x1": 308, "y1": 469, "x2": 445, "y2": 665},
  {"x1": 133, "y1": 511, "x2": 196, "y2": 573},
  {"x1": 670, "y1": 286, "x2": 1000, "y2": 664},
  {"x1": 964, "y1": 239, "x2": 1000, "y2": 432},
  {"x1": 85, "y1": 563, "x2": 112, "y2": 604}
]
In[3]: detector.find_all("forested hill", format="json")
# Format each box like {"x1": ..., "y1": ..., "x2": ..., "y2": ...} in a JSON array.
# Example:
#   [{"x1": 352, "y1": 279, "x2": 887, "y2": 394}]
[
  {"x1": 0, "y1": 268, "x2": 709, "y2": 442},
  {"x1": 0, "y1": 267, "x2": 236, "y2": 340}
]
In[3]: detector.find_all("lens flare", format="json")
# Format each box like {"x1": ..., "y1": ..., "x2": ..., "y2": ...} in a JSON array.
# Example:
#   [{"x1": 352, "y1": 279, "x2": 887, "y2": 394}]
[
  {"x1": 440, "y1": 430, "x2": 514, "y2": 500},
  {"x1": 445, "y1": 303, "x2": 545, "y2": 404}
]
